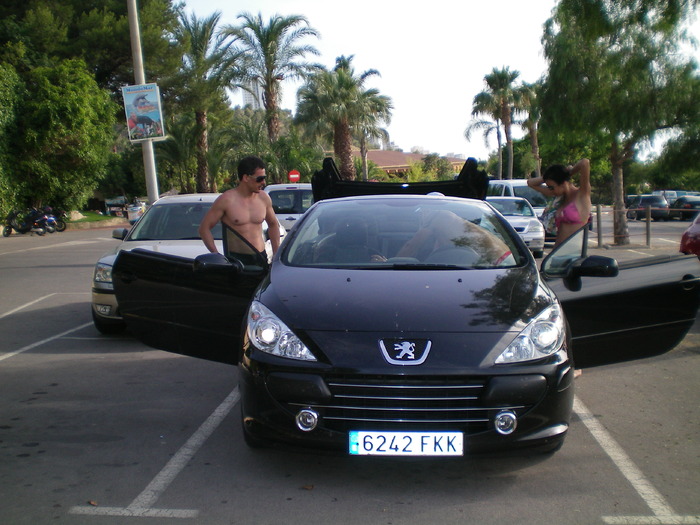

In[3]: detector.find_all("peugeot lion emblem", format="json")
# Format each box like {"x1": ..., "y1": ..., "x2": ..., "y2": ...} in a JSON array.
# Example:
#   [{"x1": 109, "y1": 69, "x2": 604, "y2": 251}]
[{"x1": 379, "y1": 339, "x2": 432, "y2": 366}]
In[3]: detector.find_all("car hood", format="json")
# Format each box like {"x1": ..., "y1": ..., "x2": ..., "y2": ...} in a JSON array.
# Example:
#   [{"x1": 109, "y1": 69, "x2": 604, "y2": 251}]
[
  {"x1": 261, "y1": 264, "x2": 547, "y2": 334},
  {"x1": 99, "y1": 240, "x2": 223, "y2": 265},
  {"x1": 504, "y1": 217, "x2": 536, "y2": 230}
]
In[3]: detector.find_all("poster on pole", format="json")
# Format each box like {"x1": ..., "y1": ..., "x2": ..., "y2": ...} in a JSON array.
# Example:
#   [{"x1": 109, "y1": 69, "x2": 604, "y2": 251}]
[{"x1": 121, "y1": 83, "x2": 166, "y2": 142}]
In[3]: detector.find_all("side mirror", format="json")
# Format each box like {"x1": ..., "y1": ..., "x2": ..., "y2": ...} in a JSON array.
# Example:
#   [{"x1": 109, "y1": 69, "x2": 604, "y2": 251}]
[
  {"x1": 193, "y1": 252, "x2": 243, "y2": 274},
  {"x1": 563, "y1": 255, "x2": 619, "y2": 291},
  {"x1": 112, "y1": 228, "x2": 128, "y2": 240}
]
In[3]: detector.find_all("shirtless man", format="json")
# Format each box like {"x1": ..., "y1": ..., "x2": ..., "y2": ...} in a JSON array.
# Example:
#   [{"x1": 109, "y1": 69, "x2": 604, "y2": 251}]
[{"x1": 199, "y1": 156, "x2": 281, "y2": 264}]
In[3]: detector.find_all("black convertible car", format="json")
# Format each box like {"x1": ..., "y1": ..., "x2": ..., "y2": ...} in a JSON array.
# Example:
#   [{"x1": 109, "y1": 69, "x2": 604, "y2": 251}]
[{"x1": 112, "y1": 161, "x2": 700, "y2": 456}]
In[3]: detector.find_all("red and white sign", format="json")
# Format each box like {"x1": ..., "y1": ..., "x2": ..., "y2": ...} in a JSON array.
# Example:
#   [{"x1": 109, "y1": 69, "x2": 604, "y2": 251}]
[{"x1": 288, "y1": 170, "x2": 300, "y2": 182}]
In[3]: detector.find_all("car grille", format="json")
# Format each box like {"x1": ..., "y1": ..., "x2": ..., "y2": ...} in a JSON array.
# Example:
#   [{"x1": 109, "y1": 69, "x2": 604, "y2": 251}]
[{"x1": 286, "y1": 375, "x2": 529, "y2": 434}]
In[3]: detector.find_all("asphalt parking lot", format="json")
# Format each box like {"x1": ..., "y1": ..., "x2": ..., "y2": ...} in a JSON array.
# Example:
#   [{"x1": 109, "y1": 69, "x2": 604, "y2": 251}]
[{"x1": 0, "y1": 227, "x2": 698, "y2": 525}]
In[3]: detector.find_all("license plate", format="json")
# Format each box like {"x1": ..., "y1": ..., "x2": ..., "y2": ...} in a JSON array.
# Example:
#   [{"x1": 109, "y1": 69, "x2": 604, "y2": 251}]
[{"x1": 348, "y1": 431, "x2": 463, "y2": 456}]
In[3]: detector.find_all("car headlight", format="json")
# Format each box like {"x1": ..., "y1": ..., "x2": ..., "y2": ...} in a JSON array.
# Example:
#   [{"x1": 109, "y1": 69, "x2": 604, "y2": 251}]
[
  {"x1": 530, "y1": 220, "x2": 544, "y2": 232},
  {"x1": 247, "y1": 301, "x2": 316, "y2": 361},
  {"x1": 495, "y1": 303, "x2": 566, "y2": 364},
  {"x1": 93, "y1": 262, "x2": 113, "y2": 288}
]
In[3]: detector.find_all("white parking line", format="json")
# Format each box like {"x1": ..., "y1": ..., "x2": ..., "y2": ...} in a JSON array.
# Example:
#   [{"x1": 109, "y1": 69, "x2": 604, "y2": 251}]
[
  {"x1": 574, "y1": 396, "x2": 700, "y2": 524},
  {"x1": 0, "y1": 238, "x2": 112, "y2": 256},
  {"x1": 70, "y1": 387, "x2": 240, "y2": 519},
  {"x1": 0, "y1": 293, "x2": 57, "y2": 320},
  {"x1": 0, "y1": 321, "x2": 93, "y2": 362}
]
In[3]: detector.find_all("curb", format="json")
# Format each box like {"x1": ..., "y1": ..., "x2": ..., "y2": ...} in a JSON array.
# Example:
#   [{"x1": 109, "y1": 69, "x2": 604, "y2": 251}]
[{"x1": 65, "y1": 218, "x2": 131, "y2": 230}]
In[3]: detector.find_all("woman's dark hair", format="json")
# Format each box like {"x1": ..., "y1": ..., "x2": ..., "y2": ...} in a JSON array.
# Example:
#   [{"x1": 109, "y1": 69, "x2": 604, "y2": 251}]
[
  {"x1": 543, "y1": 164, "x2": 571, "y2": 185},
  {"x1": 237, "y1": 156, "x2": 266, "y2": 179}
]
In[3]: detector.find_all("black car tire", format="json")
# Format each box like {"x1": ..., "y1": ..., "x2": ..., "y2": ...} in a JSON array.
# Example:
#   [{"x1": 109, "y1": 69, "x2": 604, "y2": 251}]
[
  {"x1": 533, "y1": 250, "x2": 544, "y2": 259},
  {"x1": 91, "y1": 308, "x2": 126, "y2": 334},
  {"x1": 2, "y1": 226, "x2": 10, "y2": 237}
]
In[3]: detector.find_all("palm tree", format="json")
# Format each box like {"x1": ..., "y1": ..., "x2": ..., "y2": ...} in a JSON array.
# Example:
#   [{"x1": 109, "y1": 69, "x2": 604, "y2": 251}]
[
  {"x1": 173, "y1": 12, "x2": 245, "y2": 192},
  {"x1": 465, "y1": 114, "x2": 502, "y2": 178},
  {"x1": 223, "y1": 12, "x2": 320, "y2": 143},
  {"x1": 473, "y1": 67, "x2": 522, "y2": 179},
  {"x1": 353, "y1": 86, "x2": 392, "y2": 181},
  {"x1": 296, "y1": 56, "x2": 391, "y2": 180}
]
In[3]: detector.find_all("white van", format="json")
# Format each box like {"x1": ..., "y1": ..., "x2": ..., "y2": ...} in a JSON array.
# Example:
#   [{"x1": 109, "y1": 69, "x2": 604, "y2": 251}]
[
  {"x1": 265, "y1": 183, "x2": 314, "y2": 231},
  {"x1": 486, "y1": 179, "x2": 549, "y2": 217}
]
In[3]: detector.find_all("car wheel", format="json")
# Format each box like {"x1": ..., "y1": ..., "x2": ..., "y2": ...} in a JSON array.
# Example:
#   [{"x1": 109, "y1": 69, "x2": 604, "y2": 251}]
[
  {"x1": 91, "y1": 308, "x2": 126, "y2": 334},
  {"x1": 533, "y1": 250, "x2": 544, "y2": 259},
  {"x1": 2, "y1": 226, "x2": 10, "y2": 237}
]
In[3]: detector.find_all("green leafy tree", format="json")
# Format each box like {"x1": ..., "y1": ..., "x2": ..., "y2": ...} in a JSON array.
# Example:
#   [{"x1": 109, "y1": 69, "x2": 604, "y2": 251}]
[
  {"x1": 0, "y1": 63, "x2": 21, "y2": 214},
  {"x1": 223, "y1": 12, "x2": 320, "y2": 143},
  {"x1": 14, "y1": 59, "x2": 117, "y2": 209},
  {"x1": 465, "y1": 115, "x2": 502, "y2": 178},
  {"x1": 171, "y1": 11, "x2": 245, "y2": 193},
  {"x1": 518, "y1": 81, "x2": 543, "y2": 178},
  {"x1": 541, "y1": 0, "x2": 699, "y2": 244}
]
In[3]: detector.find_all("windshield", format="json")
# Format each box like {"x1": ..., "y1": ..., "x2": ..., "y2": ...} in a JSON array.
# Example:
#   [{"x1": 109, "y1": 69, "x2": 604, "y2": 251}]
[
  {"x1": 269, "y1": 188, "x2": 314, "y2": 214},
  {"x1": 512, "y1": 186, "x2": 548, "y2": 208},
  {"x1": 283, "y1": 197, "x2": 526, "y2": 269},
  {"x1": 128, "y1": 202, "x2": 216, "y2": 241},
  {"x1": 488, "y1": 198, "x2": 535, "y2": 217}
]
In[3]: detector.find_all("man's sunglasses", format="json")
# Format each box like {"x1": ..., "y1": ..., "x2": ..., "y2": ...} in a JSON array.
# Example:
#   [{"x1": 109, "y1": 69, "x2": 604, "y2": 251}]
[{"x1": 249, "y1": 175, "x2": 266, "y2": 183}]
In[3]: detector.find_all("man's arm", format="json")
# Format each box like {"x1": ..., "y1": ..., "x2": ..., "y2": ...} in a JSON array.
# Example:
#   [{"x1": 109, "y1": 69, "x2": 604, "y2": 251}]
[
  {"x1": 263, "y1": 195, "x2": 281, "y2": 254},
  {"x1": 198, "y1": 197, "x2": 226, "y2": 253}
]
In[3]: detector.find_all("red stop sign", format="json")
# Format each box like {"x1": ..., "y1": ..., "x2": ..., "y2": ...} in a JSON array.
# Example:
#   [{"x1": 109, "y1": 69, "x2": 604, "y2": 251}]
[{"x1": 288, "y1": 170, "x2": 300, "y2": 182}]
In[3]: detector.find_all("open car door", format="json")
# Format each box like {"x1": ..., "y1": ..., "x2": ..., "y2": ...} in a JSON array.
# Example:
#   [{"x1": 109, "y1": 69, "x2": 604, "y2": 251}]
[
  {"x1": 542, "y1": 227, "x2": 700, "y2": 367},
  {"x1": 112, "y1": 225, "x2": 268, "y2": 364}
]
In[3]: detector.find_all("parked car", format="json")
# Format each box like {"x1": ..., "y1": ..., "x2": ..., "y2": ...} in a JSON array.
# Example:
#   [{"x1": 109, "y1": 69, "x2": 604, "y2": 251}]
[
  {"x1": 112, "y1": 177, "x2": 700, "y2": 456},
  {"x1": 669, "y1": 196, "x2": 700, "y2": 221},
  {"x1": 486, "y1": 196, "x2": 545, "y2": 258},
  {"x1": 265, "y1": 183, "x2": 314, "y2": 231},
  {"x1": 91, "y1": 193, "x2": 285, "y2": 334},
  {"x1": 680, "y1": 214, "x2": 700, "y2": 257},
  {"x1": 486, "y1": 179, "x2": 549, "y2": 218},
  {"x1": 626, "y1": 194, "x2": 670, "y2": 221}
]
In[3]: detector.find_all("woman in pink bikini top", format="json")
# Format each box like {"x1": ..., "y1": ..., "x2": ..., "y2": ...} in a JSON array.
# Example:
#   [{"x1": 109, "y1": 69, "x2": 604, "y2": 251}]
[{"x1": 527, "y1": 158, "x2": 591, "y2": 246}]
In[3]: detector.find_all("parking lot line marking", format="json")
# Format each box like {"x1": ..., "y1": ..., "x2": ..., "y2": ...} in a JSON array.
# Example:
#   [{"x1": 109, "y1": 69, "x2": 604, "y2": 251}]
[
  {"x1": 0, "y1": 293, "x2": 57, "y2": 320},
  {"x1": 574, "y1": 396, "x2": 699, "y2": 524},
  {"x1": 70, "y1": 387, "x2": 240, "y2": 519},
  {"x1": 0, "y1": 322, "x2": 92, "y2": 362}
]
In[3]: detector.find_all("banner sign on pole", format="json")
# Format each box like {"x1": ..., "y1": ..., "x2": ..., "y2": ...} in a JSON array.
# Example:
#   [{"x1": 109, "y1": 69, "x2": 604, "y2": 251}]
[{"x1": 121, "y1": 83, "x2": 166, "y2": 142}]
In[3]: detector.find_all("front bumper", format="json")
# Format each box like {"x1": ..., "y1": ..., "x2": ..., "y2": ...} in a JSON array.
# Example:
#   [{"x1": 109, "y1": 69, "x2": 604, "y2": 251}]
[
  {"x1": 91, "y1": 289, "x2": 121, "y2": 320},
  {"x1": 239, "y1": 354, "x2": 574, "y2": 453}
]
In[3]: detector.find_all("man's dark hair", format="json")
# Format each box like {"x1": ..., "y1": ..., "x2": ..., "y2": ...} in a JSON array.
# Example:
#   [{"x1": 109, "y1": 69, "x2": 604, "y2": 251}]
[
  {"x1": 237, "y1": 156, "x2": 266, "y2": 180},
  {"x1": 543, "y1": 164, "x2": 571, "y2": 185}
]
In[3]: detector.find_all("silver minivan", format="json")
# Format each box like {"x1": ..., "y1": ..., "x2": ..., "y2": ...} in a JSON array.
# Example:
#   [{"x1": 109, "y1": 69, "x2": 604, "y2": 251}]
[
  {"x1": 486, "y1": 179, "x2": 549, "y2": 218},
  {"x1": 265, "y1": 183, "x2": 314, "y2": 231}
]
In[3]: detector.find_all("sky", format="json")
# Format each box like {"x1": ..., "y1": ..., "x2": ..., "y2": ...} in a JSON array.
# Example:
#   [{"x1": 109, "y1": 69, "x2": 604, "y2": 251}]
[{"x1": 184, "y1": 0, "x2": 699, "y2": 161}]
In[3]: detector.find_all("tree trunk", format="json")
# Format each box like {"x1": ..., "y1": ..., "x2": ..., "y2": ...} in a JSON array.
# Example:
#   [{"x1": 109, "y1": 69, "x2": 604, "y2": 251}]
[
  {"x1": 334, "y1": 121, "x2": 356, "y2": 181},
  {"x1": 528, "y1": 122, "x2": 541, "y2": 178},
  {"x1": 264, "y1": 85, "x2": 280, "y2": 143},
  {"x1": 502, "y1": 105, "x2": 514, "y2": 179},
  {"x1": 611, "y1": 141, "x2": 630, "y2": 246},
  {"x1": 360, "y1": 136, "x2": 369, "y2": 181},
  {"x1": 495, "y1": 125, "x2": 503, "y2": 180},
  {"x1": 195, "y1": 110, "x2": 209, "y2": 193}
]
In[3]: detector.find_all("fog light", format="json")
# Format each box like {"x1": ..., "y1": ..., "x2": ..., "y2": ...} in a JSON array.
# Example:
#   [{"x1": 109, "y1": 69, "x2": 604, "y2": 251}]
[
  {"x1": 494, "y1": 410, "x2": 517, "y2": 435},
  {"x1": 295, "y1": 409, "x2": 319, "y2": 432},
  {"x1": 96, "y1": 305, "x2": 112, "y2": 315}
]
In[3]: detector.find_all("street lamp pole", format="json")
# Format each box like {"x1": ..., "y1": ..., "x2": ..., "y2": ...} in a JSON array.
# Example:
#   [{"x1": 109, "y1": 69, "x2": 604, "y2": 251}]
[{"x1": 126, "y1": 0, "x2": 159, "y2": 204}]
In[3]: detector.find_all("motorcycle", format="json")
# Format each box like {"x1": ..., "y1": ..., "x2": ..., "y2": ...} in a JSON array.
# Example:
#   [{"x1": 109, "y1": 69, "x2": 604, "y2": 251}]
[
  {"x1": 50, "y1": 207, "x2": 68, "y2": 232},
  {"x1": 2, "y1": 209, "x2": 47, "y2": 236},
  {"x1": 37, "y1": 207, "x2": 58, "y2": 233}
]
